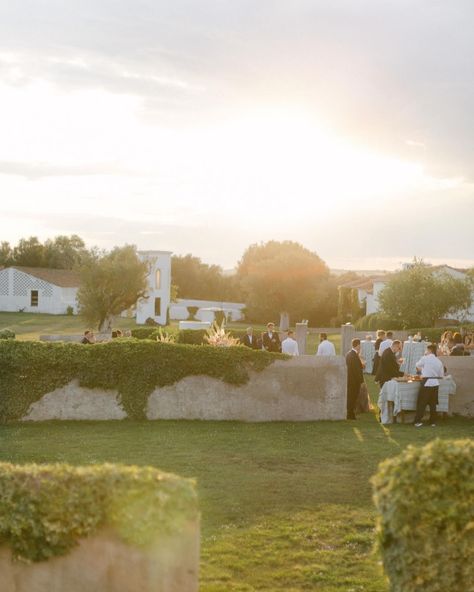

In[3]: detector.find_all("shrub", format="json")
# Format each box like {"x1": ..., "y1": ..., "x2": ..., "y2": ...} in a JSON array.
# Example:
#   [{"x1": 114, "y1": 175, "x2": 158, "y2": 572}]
[
  {"x1": 0, "y1": 329, "x2": 15, "y2": 340},
  {"x1": 66, "y1": 305, "x2": 74, "y2": 316},
  {"x1": 130, "y1": 327, "x2": 161, "y2": 340},
  {"x1": 372, "y1": 439, "x2": 474, "y2": 592},
  {"x1": 0, "y1": 340, "x2": 283, "y2": 422},
  {"x1": 0, "y1": 462, "x2": 198, "y2": 562},
  {"x1": 156, "y1": 328, "x2": 176, "y2": 343},
  {"x1": 354, "y1": 313, "x2": 405, "y2": 331},
  {"x1": 176, "y1": 329, "x2": 207, "y2": 345}
]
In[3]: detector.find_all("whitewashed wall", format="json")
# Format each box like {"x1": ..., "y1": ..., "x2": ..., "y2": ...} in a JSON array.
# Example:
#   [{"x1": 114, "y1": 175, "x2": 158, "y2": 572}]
[
  {"x1": 169, "y1": 298, "x2": 246, "y2": 322},
  {"x1": 136, "y1": 251, "x2": 172, "y2": 325},
  {"x1": 0, "y1": 268, "x2": 78, "y2": 314}
]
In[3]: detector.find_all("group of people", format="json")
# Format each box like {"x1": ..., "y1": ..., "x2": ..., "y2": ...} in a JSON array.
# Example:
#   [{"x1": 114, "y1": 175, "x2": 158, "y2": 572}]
[
  {"x1": 439, "y1": 330, "x2": 473, "y2": 356},
  {"x1": 241, "y1": 323, "x2": 337, "y2": 357},
  {"x1": 346, "y1": 329, "x2": 451, "y2": 426}
]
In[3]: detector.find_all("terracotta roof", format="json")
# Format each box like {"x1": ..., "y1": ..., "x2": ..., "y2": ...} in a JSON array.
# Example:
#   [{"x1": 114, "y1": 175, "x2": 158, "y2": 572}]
[
  {"x1": 9, "y1": 266, "x2": 81, "y2": 288},
  {"x1": 338, "y1": 274, "x2": 392, "y2": 290}
]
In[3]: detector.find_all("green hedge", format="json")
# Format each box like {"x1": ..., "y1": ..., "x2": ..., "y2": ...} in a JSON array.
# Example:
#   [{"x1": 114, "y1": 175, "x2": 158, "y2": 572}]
[
  {"x1": 176, "y1": 329, "x2": 207, "y2": 345},
  {"x1": 0, "y1": 462, "x2": 198, "y2": 562},
  {"x1": 354, "y1": 313, "x2": 405, "y2": 331},
  {"x1": 372, "y1": 439, "x2": 474, "y2": 592},
  {"x1": 0, "y1": 340, "x2": 284, "y2": 422}
]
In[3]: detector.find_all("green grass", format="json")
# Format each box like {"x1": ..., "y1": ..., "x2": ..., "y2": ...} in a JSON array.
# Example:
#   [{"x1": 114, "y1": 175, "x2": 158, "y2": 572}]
[
  {"x1": 0, "y1": 377, "x2": 472, "y2": 590},
  {"x1": 0, "y1": 311, "x2": 137, "y2": 340}
]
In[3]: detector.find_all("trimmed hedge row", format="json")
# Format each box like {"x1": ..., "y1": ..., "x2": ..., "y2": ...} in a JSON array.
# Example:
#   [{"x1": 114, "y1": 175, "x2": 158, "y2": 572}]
[
  {"x1": 0, "y1": 340, "x2": 284, "y2": 422},
  {"x1": 0, "y1": 462, "x2": 198, "y2": 562},
  {"x1": 372, "y1": 439, "x2": 474, "y2": 592}
]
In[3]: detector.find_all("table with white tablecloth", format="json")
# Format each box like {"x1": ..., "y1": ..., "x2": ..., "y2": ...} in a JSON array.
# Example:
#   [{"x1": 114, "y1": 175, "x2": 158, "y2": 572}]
[
  {"x1": 378, "y1": 376, "x2": 456, "y2": 424},
  {"x1": 360, "y1": 341, "x2": 375, "y2": 374},
  {"x1": 400, "y1": 341, "x2": 427, "y2": 375}
]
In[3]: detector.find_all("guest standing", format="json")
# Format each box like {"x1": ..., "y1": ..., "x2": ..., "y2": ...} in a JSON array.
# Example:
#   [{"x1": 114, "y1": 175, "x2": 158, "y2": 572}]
[
  {"x1": 414, "y1": 344, "x2": 444, "y2": 427},
  {"x1": 241, "y1": 327, "x2": 260, "y2": 350},
  {"x1": 377, "y1": 340, "x2": 404, "y2": 387},
  {"x1": 372, "y1": 330, "x2": 386, "y2": 376},
  {"x1": 262, "y1": 322, "x2": 281, "y2": 353},
  {"x1": 345, "y1": 338, "x2": 364, "y2": 420},
  {"x1": 450, "y1": 332, "x2": 468, "y2": 356},
  {"x1": 378, "y1": 331, "x2": 394, "y2": 357},
  {"x1": 281, "y1": 330, "x2": 299, "y2": 356},
  {"x1": 81, "y1": 330, "x2": 96, "y2": 344},
  {"x1": 316, "y1": 333, "x2": 336, "y2": 356}
]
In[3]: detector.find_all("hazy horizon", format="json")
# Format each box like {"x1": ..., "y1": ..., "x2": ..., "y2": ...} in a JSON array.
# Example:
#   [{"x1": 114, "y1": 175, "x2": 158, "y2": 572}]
[{"x1": 1, "y1": 1, "x2": 473, "y2": 271}]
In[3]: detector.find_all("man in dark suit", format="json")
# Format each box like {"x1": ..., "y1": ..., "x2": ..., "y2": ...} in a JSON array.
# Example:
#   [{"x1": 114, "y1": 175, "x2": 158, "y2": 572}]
[
  {"x1": 345, "y1": 338, "x2": 364, "y2": 420},
  {"x1": 241, "y1": 327, "x2": 260, "y2": 350},
  {"x1": 377, "y1": 340, "x2": 404, "y2": 387},
  {"x1": 262, "y1": 322, "x2": 281, "y2": 353}
]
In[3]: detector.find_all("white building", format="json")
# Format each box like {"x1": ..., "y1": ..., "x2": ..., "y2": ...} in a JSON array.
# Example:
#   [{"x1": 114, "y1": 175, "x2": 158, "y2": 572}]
[
  {"x1": 0, "y1": 266, "x2": 80, "y2": 314},
  {"x1": 169, "y1": 298, "x2": 246, "y2": 323},
  {"x1": 340, "y1": 265, "x2": 474, "y2": 322},
  {"x1": 135, "y1": 250, "x2": 172, "y2": 325}
]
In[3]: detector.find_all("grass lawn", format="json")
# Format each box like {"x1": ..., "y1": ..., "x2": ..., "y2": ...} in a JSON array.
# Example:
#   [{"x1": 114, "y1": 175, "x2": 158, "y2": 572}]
[
  {"x1": 0, "y1": 311, "x2": 137, "y2": 340},
  {"x1": 0, "y1": 378, "x2": 472, "y2": 590}
]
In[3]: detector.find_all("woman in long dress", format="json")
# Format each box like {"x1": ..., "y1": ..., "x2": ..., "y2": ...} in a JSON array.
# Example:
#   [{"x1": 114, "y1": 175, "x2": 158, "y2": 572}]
[{"x1": 439, "y1": 330, "x2": 454, "y2": 356}]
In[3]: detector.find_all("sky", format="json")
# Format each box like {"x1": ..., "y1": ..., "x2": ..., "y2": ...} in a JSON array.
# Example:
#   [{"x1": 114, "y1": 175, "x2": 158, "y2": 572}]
[{"x1": 0, "y1": 0, "x2": 473, "y2": 271}]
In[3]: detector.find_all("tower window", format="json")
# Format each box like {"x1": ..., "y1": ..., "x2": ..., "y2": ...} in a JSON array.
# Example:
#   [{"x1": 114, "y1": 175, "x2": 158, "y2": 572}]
[{"x1": 155, "y1": 269, "x2": 161, "y2": 289}]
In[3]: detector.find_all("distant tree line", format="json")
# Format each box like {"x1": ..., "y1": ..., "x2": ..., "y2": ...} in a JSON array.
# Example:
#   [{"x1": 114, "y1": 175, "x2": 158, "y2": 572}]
[
  {"x1": 0, "y1": 235, "x2": 91, "y2": 270},
  {"x1": 7, "y1": 236, "x2": 470, "y2": 329}
]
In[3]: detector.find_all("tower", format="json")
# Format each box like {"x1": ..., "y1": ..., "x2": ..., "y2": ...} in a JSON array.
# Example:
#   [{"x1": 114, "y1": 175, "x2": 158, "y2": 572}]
[{"x1": 135, "y1": 250, "x2": 172, "y2": 325}]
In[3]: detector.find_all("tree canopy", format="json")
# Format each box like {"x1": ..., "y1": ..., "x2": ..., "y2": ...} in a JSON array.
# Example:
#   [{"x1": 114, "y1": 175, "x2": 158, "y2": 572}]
[
  {"x1": 378, "y1": 260, "x2": 473, "y2": 328},
  {"x1": 171, "y1": 254, "x2": 242, "y2": 301},
  {"x1": 77, "y1": 245, "x2": 148, "y2": 331},
  {"x1": 237, "y1": 240, "x2": 330, "y2": 327},
  {"x1": 0, "y1": 235, "x2": 90, "y2": 269}
]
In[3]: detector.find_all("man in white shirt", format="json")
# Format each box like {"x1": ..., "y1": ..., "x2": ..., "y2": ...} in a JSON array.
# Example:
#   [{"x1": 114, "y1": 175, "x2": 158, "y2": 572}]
[
  {"x1": 378, "y1": 331, "x2": 394, "y2": 357},
  {"x1": 316, "y1": 333, "x2": 336, "y2": 356},
  {"x1": 414, "y1": 344, "x2": 444, "y2": 427},
  {"x1": 281, "y1": 330, "x2": 299, "y2": 356}
]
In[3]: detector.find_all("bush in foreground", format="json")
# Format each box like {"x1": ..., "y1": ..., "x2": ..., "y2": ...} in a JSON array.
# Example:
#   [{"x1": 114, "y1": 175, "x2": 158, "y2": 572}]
[
  {"x1": 0, "y1": 462, "x2": 198, "y2": 562},
  {"x1": 372, "y1": 439, "x2": 474, "y2": 592}
]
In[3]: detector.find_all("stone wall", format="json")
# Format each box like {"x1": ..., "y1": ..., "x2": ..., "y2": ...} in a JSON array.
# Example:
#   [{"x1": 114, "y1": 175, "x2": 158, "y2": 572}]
[
  {"x1": 147, "y1": 356, "x2": 346, "y2": 421},
  {"x1": 21, "y1": 356, "x2": 347, "y2": 422},
  {"x1": 441, "y1": 356, "x2": 474, "y2": 417},
  {"x1": 0, "y1": 524, "x2": 199, "y2": 592}
]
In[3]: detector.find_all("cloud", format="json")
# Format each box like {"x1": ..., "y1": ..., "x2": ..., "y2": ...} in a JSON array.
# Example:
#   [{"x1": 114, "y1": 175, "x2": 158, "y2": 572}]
[{"x1": 0, "y1": 160, "x2": 132, "y2": 179}]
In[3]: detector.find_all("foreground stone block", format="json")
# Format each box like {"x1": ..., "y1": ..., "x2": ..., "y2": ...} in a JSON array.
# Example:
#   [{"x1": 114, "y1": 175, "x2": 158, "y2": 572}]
[
  {"x1": 441, "y1": 355, "x2": 474, "y2": 416},
  {"x1": 0, "y1": 463, "x2": 200, "y2": 592},
  {"x1": 0, "y1": 525, "x2": 199, "y2": 592}
]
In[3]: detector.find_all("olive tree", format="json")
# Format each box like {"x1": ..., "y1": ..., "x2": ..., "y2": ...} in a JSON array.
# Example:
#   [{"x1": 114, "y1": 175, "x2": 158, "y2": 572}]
[
  {"x1": 378, "y1": 260, "x2": 472, "y2": 328},
  {"x1": 77, "y1": 245, "x2": 148, "y2": 331}
]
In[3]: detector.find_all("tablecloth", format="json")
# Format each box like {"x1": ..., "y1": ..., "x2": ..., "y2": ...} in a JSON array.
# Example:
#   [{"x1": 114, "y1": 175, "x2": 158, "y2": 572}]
[
  {"x1": 378, "y1": 376, "x2": 456, "y2": 424},
  {"x1": 400, "y1": 341, "x2": 427, "y2": 375},
  {"x1": 360, "y1": 341, "x2": 375, "y2": 374}
]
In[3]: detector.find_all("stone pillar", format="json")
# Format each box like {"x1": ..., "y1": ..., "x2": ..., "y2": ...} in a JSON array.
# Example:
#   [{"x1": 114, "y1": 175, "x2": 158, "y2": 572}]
[
  {"x1": 295, "y1": 322, "x2": 308, "y2": 355},
  {"x1": 341, "y1": 324, "x2": 355, "y2": 357}
]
